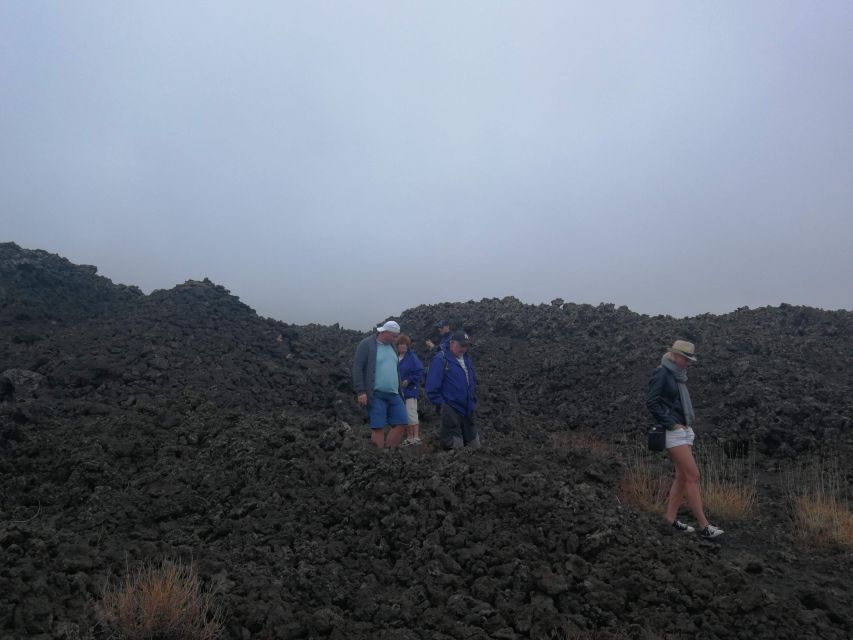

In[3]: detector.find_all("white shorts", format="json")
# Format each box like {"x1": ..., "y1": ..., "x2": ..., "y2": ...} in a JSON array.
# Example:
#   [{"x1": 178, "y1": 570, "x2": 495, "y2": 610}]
[
  {"x1": 666, "y1": 426, "x2": 695, "y2": 449},
  {"x1": 405, "y1": 398, "x2": 419, "y2": 425}
]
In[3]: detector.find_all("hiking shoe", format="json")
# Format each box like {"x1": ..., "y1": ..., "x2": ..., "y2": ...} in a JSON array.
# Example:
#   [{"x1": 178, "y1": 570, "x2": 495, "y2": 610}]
[
  {"x1": 412, "y1": 437, "x2": 422, "y2": 445},
  {"x1": 700, "y1": 524, "x2": 724, "y2": 539},
  {"x1": 671, "y1": 520, "x2": 695, "y2": 533},
  {"x1": 400, "y1": 439, "x2": 413, "y2": 447}
]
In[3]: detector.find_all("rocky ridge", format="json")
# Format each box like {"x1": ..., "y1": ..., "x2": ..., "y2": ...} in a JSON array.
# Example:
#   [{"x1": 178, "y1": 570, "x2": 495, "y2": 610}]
[{"x1": 1, "y1": 243, "x2": 851, "y2": 640}]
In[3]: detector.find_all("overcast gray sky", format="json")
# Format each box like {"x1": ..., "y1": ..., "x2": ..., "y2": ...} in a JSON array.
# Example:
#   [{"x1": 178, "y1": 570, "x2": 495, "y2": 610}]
[{"x1": 2, "y1": 2, "x2": 851, "y2": 330}]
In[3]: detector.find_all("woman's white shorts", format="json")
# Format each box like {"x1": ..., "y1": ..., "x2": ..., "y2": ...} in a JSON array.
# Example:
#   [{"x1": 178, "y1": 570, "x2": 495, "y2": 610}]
[
  {"x1": 666, "y1": 426, "x2": 695, "y2": 449},
  {"x1": 405, "y1": 398, "x2": 419, "y2": 425}
]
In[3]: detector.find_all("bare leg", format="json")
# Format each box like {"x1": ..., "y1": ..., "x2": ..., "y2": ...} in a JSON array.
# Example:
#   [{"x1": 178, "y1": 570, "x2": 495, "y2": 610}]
[
  {"x1": 386, "y1": 425, "x2": 406, "y2": 449},
  {"x1": 665, "y1": 467, "x2": 687, "y2": 522},
  {"x1": 406, "y1": 424, "x2": 414, "y2": 441},
  {"x1": 667, "y1": 445, "x2": 709, "y2": 529},
  {"x1": 370, "y1": 429, "x2": 385, "y2": 449},
  {"x1": 412, "y1": 423, "x2": 420, "y2": 440}
]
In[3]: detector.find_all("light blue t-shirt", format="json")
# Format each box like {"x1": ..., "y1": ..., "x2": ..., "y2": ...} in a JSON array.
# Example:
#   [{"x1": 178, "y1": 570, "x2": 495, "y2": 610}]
[{"x1": 374, "y1": 341, "x2": 399, "y2": 393}]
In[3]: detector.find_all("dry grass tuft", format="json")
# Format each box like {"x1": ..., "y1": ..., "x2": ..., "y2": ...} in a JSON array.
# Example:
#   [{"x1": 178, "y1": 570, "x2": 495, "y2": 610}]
[
  {"x1": 551, "y1": 431, "x2": 612, "y2": 457},
  {"x1": 619, "y1": 444, "x2": 669, "y2": 514},
  {"x1": 97, "y1": 559, "x2": 223, "y2": 640},
  {"x1": 539, "y1": 626, "x2": 638, "y2": 640},
  {"x1": 792, "y1": 496, "x2": 853, "y2": 547},
  {"x1": 787, "y1": 458, "x2": 853, "y2": 548},
  {"x1": 619, "y1": 439, "x2": 758, "y2": 522},
  {"x1": 696, "y1": 445, "x2": 756, "y2": 521}
]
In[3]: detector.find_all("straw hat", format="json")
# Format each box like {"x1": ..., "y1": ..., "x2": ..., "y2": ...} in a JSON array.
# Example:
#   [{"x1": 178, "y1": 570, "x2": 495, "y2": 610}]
[{"x1": 667, "y1": 339, "x2": 697, "y2": 362}]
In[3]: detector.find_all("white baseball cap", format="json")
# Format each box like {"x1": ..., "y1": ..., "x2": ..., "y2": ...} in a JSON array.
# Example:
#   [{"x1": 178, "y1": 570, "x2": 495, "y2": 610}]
[{"x1": 376, "y1": 320, "x2": 401, "y2": 334}]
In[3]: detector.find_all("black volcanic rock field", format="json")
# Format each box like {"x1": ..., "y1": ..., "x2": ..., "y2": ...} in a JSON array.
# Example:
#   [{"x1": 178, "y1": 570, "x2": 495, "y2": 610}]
[{"x1": 1, "y1": 242, "x2": 851, "y2": 640}]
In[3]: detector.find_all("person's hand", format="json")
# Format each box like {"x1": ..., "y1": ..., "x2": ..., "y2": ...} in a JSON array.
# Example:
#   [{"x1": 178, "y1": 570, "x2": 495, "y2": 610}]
[
  {"x1": 674, "y1": 424, "x2": 686, "y2": 430},
  {"x1": 425, "y1": 340, "x2": 435, "y2": 349},
  {"x1": 401, "y1": 380, "x2": 409, "y2": 388},
  {"x1": 357, "y1": 393, "x2": 368, "y2": 407}
]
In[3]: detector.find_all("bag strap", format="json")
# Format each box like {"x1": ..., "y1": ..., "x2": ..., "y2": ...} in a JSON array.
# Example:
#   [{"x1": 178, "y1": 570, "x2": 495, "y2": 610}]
[{"x1": 437, "y1": 350, "x2": 449, "y2": 375}]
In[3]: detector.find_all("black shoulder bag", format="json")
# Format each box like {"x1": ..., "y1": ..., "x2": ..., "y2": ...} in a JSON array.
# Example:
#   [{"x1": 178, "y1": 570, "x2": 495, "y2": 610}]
[{"x1": 647, "y1": 425, "x2": 666, "y2": 452}]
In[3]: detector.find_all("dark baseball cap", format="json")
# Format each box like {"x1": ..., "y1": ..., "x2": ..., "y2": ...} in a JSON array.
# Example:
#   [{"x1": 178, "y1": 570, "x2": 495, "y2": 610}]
[{"x1": 449, "y1": 330, "x2": 470, "y2": 345}]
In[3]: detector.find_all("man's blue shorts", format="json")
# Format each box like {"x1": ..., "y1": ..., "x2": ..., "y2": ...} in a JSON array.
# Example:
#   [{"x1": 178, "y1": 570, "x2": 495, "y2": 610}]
[{"x1": 369, "y1": 390, "x2": 408, "y2": 429}]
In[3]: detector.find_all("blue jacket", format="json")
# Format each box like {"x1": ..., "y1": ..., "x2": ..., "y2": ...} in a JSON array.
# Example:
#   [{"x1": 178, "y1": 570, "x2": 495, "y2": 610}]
[
  {"x1": 425, "y1": 350, "x2": 476, "y2": 416},
  {"x1": 398, "y1": 351, "x2": 424, "y2": 399},
  {"x1": 429, "y1": 331, "x2": 450, "y2": 353}
]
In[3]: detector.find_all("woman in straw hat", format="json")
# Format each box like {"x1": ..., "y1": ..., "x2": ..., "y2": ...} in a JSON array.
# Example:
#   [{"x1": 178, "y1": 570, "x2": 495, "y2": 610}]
[{"x1": 646, "y1": 340, "x2": 724, "y2": 539}]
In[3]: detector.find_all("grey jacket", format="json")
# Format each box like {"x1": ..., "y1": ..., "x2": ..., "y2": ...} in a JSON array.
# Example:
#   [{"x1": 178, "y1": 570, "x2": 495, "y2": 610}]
[{"x1": 352, "y1": 336, "x2": 401, "y2": 406}]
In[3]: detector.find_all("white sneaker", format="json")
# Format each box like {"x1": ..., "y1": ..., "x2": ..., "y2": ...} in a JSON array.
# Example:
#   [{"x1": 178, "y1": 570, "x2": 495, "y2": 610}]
[
  {"x1": 671, "y1": 520, "x2": 695, "y2": 533},
  {"x1": 700, "y1": 524, "x2": 724, "y2": 539},
  {"x1": 412, "y1": 437, "x2": 422, "y2": 445}
]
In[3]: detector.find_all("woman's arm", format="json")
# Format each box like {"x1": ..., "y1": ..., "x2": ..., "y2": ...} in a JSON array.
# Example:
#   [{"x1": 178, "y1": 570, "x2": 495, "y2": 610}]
[{"x1": 646, "y1": 367, "x2": 677, "y2": 430}]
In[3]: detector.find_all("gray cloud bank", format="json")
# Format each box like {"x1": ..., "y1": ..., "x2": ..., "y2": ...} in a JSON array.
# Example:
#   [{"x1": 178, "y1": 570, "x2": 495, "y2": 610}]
[{"x1": 2, "y1": 2, "x2": 851, "y2": 329}]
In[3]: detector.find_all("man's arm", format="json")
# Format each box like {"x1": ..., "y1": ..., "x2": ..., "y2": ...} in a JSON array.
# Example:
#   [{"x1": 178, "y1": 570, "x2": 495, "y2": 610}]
[
  {"x1": 352, "y1": 340, "x2": 369, "y2": 395},
  {"x1": 424, "y1": 353, "x2": 445, "y2": 406},
  {"x1": 468, "y1": 357, "x2": 477, "y2": 411}
]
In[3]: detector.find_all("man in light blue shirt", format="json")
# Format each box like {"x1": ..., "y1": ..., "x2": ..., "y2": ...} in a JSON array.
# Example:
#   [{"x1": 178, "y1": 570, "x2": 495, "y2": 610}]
[{"x1": 352, "y1": 320, "x2": 408, "y2": 448}]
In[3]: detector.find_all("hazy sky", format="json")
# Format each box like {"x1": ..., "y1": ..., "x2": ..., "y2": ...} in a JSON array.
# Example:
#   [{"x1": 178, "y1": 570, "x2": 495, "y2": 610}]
[{"x1": 2, "y1": 2, "x2": 851, "y2": 329}]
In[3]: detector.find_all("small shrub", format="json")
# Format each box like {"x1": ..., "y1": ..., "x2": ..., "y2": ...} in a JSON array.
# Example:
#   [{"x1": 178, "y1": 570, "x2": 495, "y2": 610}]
[
  {"x1": 97, "y1": 559, "x2": 223, "y2": 640},
  {"x1": 787, "y1": 458, "x2": 853, "y2": 547},
  {"x1": 696, "y1": 445, "x2": 756, "y2": 521}
]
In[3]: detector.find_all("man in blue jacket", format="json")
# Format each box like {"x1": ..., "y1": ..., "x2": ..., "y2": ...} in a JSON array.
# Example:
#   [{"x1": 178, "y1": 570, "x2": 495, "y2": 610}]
[
  {"x1": 425, "y1": 330, "x2": 480, "y2": 449},
  {"x1": 425, "y1": 319, "x2": 451, "y2": 353},
  {"x1": 352, "y1": 320, "x2": 407, "y2": 449}
]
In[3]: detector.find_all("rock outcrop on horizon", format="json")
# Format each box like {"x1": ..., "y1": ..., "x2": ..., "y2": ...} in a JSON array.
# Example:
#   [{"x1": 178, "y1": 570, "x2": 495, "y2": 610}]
[{"x1": 1, "y1": 242, "x2": 851, "y2": 639}]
